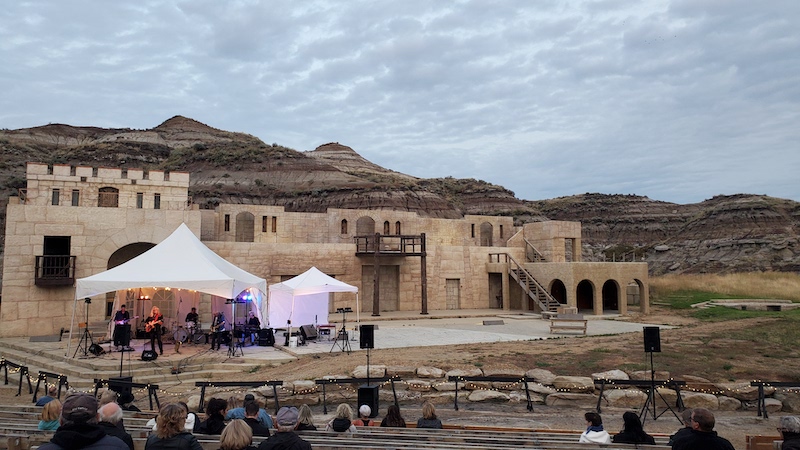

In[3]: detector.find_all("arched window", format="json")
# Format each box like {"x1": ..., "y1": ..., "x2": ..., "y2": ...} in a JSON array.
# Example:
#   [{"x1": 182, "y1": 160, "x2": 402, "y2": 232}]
[
  {"x1": 383, "y1": 221, "x2": 390, "y2": 235},
  {"x1": 235, "y1": 212, "x2": 255, "y2": 242},
  {"x1": 98, "y1": 187, "x2": 119, "y2": 207},
  {"x1": 395, "y1": 221, "x2": 401, "y2": 235},
  {"x1": 341, "y1": 219, "x2": 348, "y2": 234}
]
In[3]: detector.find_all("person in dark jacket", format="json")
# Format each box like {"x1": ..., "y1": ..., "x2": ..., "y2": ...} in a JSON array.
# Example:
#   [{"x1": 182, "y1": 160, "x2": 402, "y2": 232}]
[
  {"x1": 669, "y1": 408, "x2": 694, "y2": 446},
  {"x1": 243, "y1": 401, "x2": 271, "y2": 437},
  {"x1": 146, "y1": 403, "x2": 203, "y2": 450},
  {"x1": 416, "y1": 401, "x2": 442, "y2": 429},
  {"x1": 196, "y1": 397, "x2": 228, "y2": 435},
  {"x1": 325, "y1": 403, "x2": 356, "y2": 433},
  {"x1": 611, "y1": 411, "x2": 655, "y2": 445},
  {"x1": 379, "y1": 404, "x2": 406, "y2": 428},
  {"x1": 258, "y1": 407, "x2": 311, "y2": 450},
  {"x1": 672, "y1": 408, "x2": 735, "y2": 450},
  {"x1": 779, "y1": 416, "x2": 800, "y2": 450},
  {"x1": 98, "y1": 402, "x2": 134, "y2": 450},
  {"x1": 294, "y1": 404, "x2": 316, "y2": 431},
  {"x1": 39, "y1": 393, "x2": 129, "y2": 450}
]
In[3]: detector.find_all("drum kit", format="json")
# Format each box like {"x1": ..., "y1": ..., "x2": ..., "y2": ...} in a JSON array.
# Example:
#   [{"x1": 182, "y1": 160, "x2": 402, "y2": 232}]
[{"x1": 173, "y1": 320, "x2": 203, "y2": 345}]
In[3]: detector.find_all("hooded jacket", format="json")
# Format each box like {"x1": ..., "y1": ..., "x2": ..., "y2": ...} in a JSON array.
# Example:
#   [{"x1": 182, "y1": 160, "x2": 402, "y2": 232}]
[{"x1": 39, "y1": 422, "x2": 129, "y2": 450}]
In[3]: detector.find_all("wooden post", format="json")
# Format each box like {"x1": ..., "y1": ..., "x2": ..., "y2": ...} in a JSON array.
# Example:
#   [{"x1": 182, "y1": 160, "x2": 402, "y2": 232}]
[
  {"x1": 372, "y1": 233, "x2": 380, "y2": 316},
  {"x1": 421, "y1": 233, "x2": 428, "y2": 315}
]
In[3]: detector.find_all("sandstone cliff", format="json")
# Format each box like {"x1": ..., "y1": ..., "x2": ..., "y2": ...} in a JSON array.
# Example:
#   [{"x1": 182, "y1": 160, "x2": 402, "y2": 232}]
[{"x1": 1, "y1": 116, "x2": 798, "y2": 278}]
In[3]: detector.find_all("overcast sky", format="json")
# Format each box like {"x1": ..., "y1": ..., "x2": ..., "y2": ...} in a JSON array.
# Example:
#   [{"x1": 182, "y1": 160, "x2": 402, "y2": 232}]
[{"x1": 2, "y1": 1, "x2": 798, "y2": 204}]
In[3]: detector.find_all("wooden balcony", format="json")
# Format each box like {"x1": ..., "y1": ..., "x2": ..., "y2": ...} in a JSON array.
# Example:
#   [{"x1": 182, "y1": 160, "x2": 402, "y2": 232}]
[
  {"x1": 35, "y1": 255, "x2": 76, "y2": 287},
  {"x1": 354, "y1": 234, "x2": 425, "y2": 256}
]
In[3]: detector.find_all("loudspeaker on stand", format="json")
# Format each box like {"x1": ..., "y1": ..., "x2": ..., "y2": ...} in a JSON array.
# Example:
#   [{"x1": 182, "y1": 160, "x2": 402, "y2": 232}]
[
  {"x1": 643, "y1": 326, "x2": 661, "y2": 353},
  {"x1": 359, "y1": 324, "x2": 374, "y2": 349}
]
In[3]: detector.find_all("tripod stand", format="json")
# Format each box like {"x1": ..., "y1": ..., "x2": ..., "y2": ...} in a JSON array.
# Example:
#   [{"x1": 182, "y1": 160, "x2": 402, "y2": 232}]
[
  {"x1": 74, "y1": 298, "x2": 95, "y2": 358},
  {"x1": 330, "y1": 307, "x2": 352, "y2": 354},
  {"x1": 639, "y1": 350, "x2": 680, "y2": 424}
]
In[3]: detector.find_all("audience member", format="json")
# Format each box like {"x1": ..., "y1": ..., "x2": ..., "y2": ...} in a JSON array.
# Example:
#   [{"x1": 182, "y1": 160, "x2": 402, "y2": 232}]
[
  {"x1": 39, "y1": 393, "x2": 128, "y2": 450},
  {"x1": 219, "y1": 419, "x2": 258, "y2": 450},
  {"x1": 99, "y1": 389, "x2": 119, "y2": 406},
  {"x1": 258, "y1": 406, "x2": 312, "y2": 450},
  {"x1": 226, "y1": 393, "x2": 274, "y2": 429},
  {"x1": 145, "y1": 403, "x2": 203, "y2": 450},
  {"x1": 779, "y1": 416, "x2": 800, "y2": 450},
  {"x1": 243, "y1": 401, "x2": 271, "y2": 437},
  {"x1": 669, "y1": 408, "x2": 694, "y2": 446},
  {"x1": 416, "y1": 401, "x2": 443, "y2": 429},
  {"x1": 579, "y1": 412, "x2": 610, "y2": 444},
  {"x1": 98, "y1": 402, "x2": 134, "y2": 450},
  {"x1": 611, "y1": 411, "x2": 655, "y2": 445},
  {"x1": 672, "y1": 408, "x2": 734, "y2": 450},
  {"x1": 380, "y1": 404, "x2": 406, "y2": 428},
  {"x1": 294, "y1": 404, "x2": 316, "y2": 431},
  {"x1": 196, "y1": 397, "x2": 228, "y2": 435},
  {"x1": 38, "y1": 399, "x2": 62, "y2": 431},
  {"x1": 36, "y1": 385, "x2": 60, "y2": 406},
  {"x1": 147, "y1": 401, "x2": 196, "y2": 432},
  {"x1": 325, "y1": 403, "x2": 356, "y2": 433},
  {"x1": 352, "y1": 404, "x2": 375, "y2": 426}
]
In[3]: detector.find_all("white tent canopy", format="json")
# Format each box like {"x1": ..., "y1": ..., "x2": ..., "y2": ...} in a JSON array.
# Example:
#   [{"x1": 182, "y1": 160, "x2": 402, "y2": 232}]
[
  {"x1": 268, "y1": 266, "x2": 358, "y2": 330},
  {"x1": 69, "y1": 223, "x2": 267, "y2": 356}
]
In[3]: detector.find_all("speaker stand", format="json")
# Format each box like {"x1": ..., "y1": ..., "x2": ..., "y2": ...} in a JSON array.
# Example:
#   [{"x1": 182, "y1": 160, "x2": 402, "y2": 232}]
[{"x1": 639, "y1": 351, "x2": 680, "y2": 425}]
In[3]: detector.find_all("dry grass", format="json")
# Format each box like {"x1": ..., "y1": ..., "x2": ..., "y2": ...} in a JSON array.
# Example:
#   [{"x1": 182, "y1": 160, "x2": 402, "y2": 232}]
[{"x1": 650, "y1": 271, "x2": 800, "y2": 302}]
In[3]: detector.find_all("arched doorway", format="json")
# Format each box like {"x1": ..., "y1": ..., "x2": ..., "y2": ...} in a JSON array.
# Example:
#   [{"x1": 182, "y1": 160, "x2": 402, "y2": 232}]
[
  {"x1": 480, "y1": 222, "x2": 493, "y2": 246},
  {"x1": 576, "y1": 280, "x2": 594, "y2": 311},
  {"x1": 236, "y1": 212, "x2": 255, "y2": 242},
  {"x1": 549, "y1": 279, "x2": 567, "y2": 304},
  {"x1": 627, "y1": 279, "x2": 645, "y2": 313},
  {"x1": 602, "y1": 280, "x2": 620, "y2": 311},
  {"x1": 108, "y1": 243, "x2": 156, "y2": 269}
]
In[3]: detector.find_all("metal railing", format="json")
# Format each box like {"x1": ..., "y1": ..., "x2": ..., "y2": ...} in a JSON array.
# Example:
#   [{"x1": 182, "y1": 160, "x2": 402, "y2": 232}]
[{"x1": 34, "y1": 255, "x2": 76, "y2": 286}]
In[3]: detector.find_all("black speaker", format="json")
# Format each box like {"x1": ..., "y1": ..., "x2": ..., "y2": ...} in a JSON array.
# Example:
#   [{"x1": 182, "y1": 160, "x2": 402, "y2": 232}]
[
  {"x1": 141, "y1": 349, "x2": 158, "y2": 361},
  {"x1": 357, "y1": 385, "x2": 379, "y2": 418},
  {"x1": 109, "y1": 376, "x2": 133, "y2": 398},
  {"x1": 258, "y1": 328, "x2": 274, "y2": 346},
  {"x1": 300, "y1": 325, "x2": 318, "y2": 341},
  {"x1": 643, "y1": 326, "x2": 661, "y2": 353},
  {"x1": 89, "y1": 343, "x2": 105, "y2": 356},
  {"x1": 360, "y1": 325, "x2": 374, "y2": 349}
]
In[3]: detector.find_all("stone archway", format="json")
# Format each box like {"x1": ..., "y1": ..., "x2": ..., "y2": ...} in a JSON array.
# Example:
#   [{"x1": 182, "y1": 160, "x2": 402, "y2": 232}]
[
  {"x1": 480, "y1": 222, "x2": 493, "y2": 246},
  {"x1": 356, "y1": 216, "x2": 376, "y2": 235},
  {"x1": 627, "y1": 279, "x2": 646, "y2": 313},
  {"x1": 107, "y1": 242, "x2": 156, "y2": 270},
  {"x1": 576, "y1": 280, "x2": 594, "y2": 311},
  {"x1": 549, "y1": 279, "x2": 567, "y2": 304},
  {"x1": 235, "y1": 212, "x2": 255, "y2": 242},
  {"x1": 602, "y1": 280, "x2": 620, "y2": 311}
]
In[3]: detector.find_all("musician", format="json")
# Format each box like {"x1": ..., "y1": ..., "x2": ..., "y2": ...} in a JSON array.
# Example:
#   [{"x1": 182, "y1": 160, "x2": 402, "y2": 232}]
[
  {"x1": 210, "y1": 311, "x2": 227, "y2": 351},
  {"x1": 185, "y1": 307, "x2": 199, "y2": 325},
  {"x1": 112, "y1": 304, "x2": 131, "y2": 350},
  {"x1": 247, "y1": 311, "x2": 261, "y2": 345},
  {"x1": 144, "y1": 306, "x2": 164, "y2": 355}
]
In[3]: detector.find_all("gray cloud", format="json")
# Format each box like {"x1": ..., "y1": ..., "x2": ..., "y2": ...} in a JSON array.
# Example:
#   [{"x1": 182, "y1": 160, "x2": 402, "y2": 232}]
[{"x1": 1, "y1": 0, "x2": 798, "y2": 204}]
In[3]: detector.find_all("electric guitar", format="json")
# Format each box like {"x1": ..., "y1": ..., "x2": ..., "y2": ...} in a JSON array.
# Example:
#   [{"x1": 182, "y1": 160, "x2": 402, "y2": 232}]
[
  {"x1": 114, "y1": 315, "x2": 139, "y2": 326},
  {"x1": 210, "y1": 320, "x2": 226, "y2": 333},
  {"x1": 145, "y1": 318, "x2": 163, "y2": 333}
]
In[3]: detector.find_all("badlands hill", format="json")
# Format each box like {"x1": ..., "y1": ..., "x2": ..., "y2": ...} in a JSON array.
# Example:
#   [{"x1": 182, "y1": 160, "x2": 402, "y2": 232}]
[{"x1": 0, "y1": 116, "x2": 798, "y2": 278}]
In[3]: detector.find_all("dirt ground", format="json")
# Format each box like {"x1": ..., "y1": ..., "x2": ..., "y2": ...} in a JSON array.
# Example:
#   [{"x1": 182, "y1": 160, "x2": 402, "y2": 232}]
[{"x1": 2, "y1": 306, "x2": 790, "y2": 449}]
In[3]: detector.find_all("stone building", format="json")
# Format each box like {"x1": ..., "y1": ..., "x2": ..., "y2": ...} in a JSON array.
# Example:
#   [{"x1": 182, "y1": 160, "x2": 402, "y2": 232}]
[{"x1": 0, "y1": 163, "x2": 649, "y2": 337}]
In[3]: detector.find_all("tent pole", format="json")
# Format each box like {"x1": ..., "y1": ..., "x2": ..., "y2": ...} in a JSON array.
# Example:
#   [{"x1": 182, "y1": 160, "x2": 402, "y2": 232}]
[{"x1": 66, "y1": 296, "x2": 79, "y2": 357}]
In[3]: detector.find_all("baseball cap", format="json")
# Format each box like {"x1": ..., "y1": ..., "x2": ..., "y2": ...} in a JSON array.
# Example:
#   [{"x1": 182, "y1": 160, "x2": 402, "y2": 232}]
[
  {"x1": 244, "y1": 393, "x2": 255, "y2": 402},
  {"x1": 62, "y1": 393, "x2": 98, "y2": 422},
  {"x1": 276, "y1": 406, "x2": 299, "y2": 426}
]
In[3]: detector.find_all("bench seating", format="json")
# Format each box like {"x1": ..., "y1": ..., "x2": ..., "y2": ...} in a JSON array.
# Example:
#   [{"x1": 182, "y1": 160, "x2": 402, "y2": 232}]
[{"x1": 549, "y1": 313, "x2": 587, "y2": 335}]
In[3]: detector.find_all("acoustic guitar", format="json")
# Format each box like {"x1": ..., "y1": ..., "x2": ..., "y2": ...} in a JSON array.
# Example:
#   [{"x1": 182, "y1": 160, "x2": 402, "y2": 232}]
[{"x1": 145, "y1": 318, "x2": 163, "y2": 333}]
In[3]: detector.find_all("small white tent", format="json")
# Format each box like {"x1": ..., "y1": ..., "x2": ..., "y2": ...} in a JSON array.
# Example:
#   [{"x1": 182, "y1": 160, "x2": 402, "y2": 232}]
[
  {"x1": 268, "y1": 267, "x2": 358, "y2": 331},
  {"x1": 70, "y1": 223, "x2": 267, "y2": 356}
]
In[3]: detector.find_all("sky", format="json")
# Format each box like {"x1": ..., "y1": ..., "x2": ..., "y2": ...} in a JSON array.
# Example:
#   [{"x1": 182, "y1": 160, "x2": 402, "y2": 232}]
[{"x1": 1, "y1": 1, "x2": 798, "y2": 205}]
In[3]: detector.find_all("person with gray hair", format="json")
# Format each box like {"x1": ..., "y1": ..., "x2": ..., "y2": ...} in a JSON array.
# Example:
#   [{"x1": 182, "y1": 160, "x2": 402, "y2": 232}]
[
  {"x1": 98, "y1": 402, "x2": 134, "y2": 450},
  {"x1": 39, "y1": 393, "x2": 128, "y2": 450},
  {"x1": 669, "y1": 408, "x2": 693, "y2": 446},
  {"x1": 257, "y1": 406, "x2": 311, "y2": 450},
  {"x1": 779, "y1": 416, "x2": 800, "y2": 450}
]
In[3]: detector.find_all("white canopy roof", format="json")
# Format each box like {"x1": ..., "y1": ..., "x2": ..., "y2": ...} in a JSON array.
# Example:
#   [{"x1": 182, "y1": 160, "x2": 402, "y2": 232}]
[
  {"x1": 268, "y1": 266, "x2": 358, "y2": 328},
  {"x1": 75, "y1": 223, "x2": 267, "y2": 299}
]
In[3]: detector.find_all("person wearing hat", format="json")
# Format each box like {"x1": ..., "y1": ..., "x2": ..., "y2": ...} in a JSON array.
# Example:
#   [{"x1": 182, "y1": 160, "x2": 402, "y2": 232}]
[
  {"x1": 257, "y1": 406, "x2": 311, "y2": 450},
  {"x1": 352, "y1": 404, "x2": 374, "y2": 427},
  {"x1": 36, "y1": 385, "x2": 60, "y2": 406},
  {"x1": 39, "y1": 392, "x2": 129, "y2": 450},
  {"x1": 226, "y1": 393, "x2": 274, "y2": 429}
]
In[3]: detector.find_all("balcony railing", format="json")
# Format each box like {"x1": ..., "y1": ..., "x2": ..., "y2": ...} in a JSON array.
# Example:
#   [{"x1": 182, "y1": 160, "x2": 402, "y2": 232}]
[
  {"x1": 35, "y1": 255, "x2": 76, "y2": 287},
  {"x1": 354, "y1": 234, "x2": 424, "y2": 255}
]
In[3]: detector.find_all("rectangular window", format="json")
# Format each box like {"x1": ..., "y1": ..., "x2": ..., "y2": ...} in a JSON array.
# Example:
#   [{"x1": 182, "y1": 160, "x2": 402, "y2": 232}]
[
  {"x1": 500, "y1": 224, "x2": 504, "y2": 238},
  {"x1": 51, "y1": 189, "x2": 60, "y2": 206},
  {"x1": 136, "y1": 193, "x2": 144, "y2": 209},
  {"x1": 71, "y1": 190, "x2": 80, "y2": 206},
  {"x1": 470, "y1": 224, "x2": 475, "y2": 238},
  {"x1": 271, "y1": 216, "x2": 277, "y2": 233},
  {"x1": 154, "y1": 193, "x2": 161, "y2": 210},
  {"x1": 262, "y1": 216, "x2": 268, "y2": 232},
  {"x1": 224, "y1": 214, "x2": 230, "y2": 232}
]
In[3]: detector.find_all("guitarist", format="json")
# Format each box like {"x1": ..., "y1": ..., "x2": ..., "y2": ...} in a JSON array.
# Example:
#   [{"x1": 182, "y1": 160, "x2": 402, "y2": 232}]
[
  {"x1": 144, "y1": 306, "x2": 164, "y2": 355},
  {"x1": 112, "y1": 304, "x2": 131, "y2": 350},
  {"x1": 210, "y1": 311, "x2": 227, "y2": 351}
]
